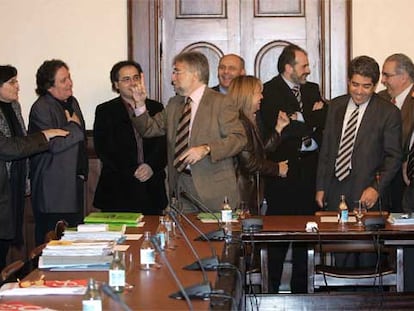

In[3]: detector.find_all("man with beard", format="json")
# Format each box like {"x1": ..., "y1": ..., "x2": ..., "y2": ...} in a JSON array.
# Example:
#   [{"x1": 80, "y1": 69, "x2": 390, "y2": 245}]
[
  {"x1": 258, "y1": 44, "x2": 327, "y2": 293},
  {"x1": 130, "y1": 51, "x2": 246, "y2": 212}
]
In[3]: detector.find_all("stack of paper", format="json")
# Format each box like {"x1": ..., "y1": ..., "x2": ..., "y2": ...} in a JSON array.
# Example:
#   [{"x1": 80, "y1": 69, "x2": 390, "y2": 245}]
[
  {"x1": 62, "y1": 230, "x2": 124, "y2": 242},
  {"x1": 39, "y1": 240, "x2": 113, "y2": 270},
  {"x1": 388, "y1": 213, "x2": 414, "y2": 225}
]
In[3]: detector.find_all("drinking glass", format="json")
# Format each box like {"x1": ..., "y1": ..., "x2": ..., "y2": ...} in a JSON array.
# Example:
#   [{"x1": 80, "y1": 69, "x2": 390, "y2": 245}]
[{"x1": 353, "y1": 200, "x2": 367, "y2": 226}]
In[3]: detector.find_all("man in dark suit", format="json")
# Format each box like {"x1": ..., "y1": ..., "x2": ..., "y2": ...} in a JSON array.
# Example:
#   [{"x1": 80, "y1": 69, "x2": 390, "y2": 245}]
[
  {"x1": 316, "y1": 55, "x2": 401, "y2": 213},
  {"x1": 93, "y1": 61, "x2": 167, "y2": 215},
  {"x1": 402, "y1": 126, "x2": 414, "y2": 291},
  {"x1": 378, "y1": 54, "x2": 414, "y2": 212},
  {"x1": 211, "y1": 54, "x2": 245, "y2": 94},
  {"x1": 258, "y1": 44, "x2": 327, "y2": 293},
  {"x1": 131, "y1": 51, "x2": 246, "y2": 212}
]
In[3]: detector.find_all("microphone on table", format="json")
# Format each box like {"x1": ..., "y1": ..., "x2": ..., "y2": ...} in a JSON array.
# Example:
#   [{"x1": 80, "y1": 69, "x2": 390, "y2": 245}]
[
  {"x1": 168, "y1": 200, "x2": 219, "y2": 271},
  {"x1": 150, "y1": 235, "x2": 210, "y2": 302},
  {"x1": 180, "y1": 191, "x2": 226, "y2": 241},
  {"x1": 363, "y1": 171, "x2": 386, "y2": 230},
  {"x1": 101, "y1": 283, "x2": 132, "y2": 311}
]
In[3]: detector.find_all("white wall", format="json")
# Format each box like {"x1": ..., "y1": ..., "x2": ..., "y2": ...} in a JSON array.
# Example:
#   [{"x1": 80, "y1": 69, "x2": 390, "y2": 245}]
[
  {"x1": 352, "y1": 0, "x2": 414, "y2": 91},
  {"x1": 1, "y1": 0, "x2": 412, "y2": 129},
  {"x1": 0, "y1": 0, "x2": 127, "y2": 129}
]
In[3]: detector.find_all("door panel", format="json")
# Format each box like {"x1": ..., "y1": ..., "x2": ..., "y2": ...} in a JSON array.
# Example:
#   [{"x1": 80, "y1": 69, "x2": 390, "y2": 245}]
[{"x1": 129, "y1": 0, "x2": 350, "y2": 103}]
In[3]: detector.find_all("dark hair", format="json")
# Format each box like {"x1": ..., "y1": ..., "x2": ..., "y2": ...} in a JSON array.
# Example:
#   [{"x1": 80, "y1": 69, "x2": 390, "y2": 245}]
[
  {"x1": 0, "y1": 65, "x2": 17, "y2": 86},
  {"x1": 110, "y1": 60, "x2": 143, "y2": 92},
  {"x1": 385, "y1": 53, "x2": 414, "y2": 81},
  {"x1": 277, "y1": 44, "x2": 307, "y2": 74},
  {"x1": 348, "y1": 55, "x2": 380, "y2": 84},
  {"x1": 35, "y1": 59, "x2": 69, "y2": 96},
  {"x1": 174, "y1": 51, "x2": 209, "y2": 84}
]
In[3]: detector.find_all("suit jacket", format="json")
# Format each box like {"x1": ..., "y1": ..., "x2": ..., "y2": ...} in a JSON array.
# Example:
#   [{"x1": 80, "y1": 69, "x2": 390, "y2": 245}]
[
  {"x1": 316, "y1": 93, "x2": 402, "y2": 210},
  {"x1": 132, "y1": 86, "x2": 246, "y2": 211},
  {"x1": 0, "y1": 132, "x2": 48, "y2": 239},
  {"x1": 378, "y1": 86, "x2": 414, "y2": 147},
  {"x1": 93, "y1": 96, "x2": 167, "y2": 214},
  {"x1": 259, "y1": 74, "x2": 326, "y2": 214},
  {"x1": 259, "y1": 75, "x2": 326, "y2": 164},
  {"x1": 28, "y1": 93, "x2": 87, "y2": 213}
]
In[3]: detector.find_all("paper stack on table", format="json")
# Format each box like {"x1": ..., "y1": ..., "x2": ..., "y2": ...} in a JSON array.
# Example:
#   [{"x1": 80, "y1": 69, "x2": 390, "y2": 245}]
[{"x1": 39, "y1": 240, "x2": 113, "y2": 270}]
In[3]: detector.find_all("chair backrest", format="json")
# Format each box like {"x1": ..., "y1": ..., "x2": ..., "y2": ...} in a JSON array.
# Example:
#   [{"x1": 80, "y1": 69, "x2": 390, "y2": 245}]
[{"x1": 1, "y1": 260, "x2": 25, "y2": 282}]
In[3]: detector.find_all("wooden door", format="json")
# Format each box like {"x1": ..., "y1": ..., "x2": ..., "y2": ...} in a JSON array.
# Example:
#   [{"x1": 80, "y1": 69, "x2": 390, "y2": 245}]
[{"x1": 129, "y1": 0, "x2": 350, "y2": 103}]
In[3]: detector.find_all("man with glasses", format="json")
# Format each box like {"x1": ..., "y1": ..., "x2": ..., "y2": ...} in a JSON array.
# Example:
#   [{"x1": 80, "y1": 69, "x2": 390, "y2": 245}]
[
  {"x1": 378, "y1": 54, "x2": 414, "y2": 212},
  {"x1": 93, "y1": 60, "x2": 167, "y2": 215},
  {"x1": 131, "y1": 51, "x2": 246, "y2": 212}
]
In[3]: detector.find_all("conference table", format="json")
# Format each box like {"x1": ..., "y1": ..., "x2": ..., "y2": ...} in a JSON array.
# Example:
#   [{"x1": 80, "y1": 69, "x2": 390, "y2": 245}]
[
  {"x1": 0, "y1": 216, "x2": 241, "y2": 311},
  {"x1": 240, "y1": 214, "x2": 414, "y2": 310},
  {"x1": 4, "y1": 214, "x2": 414, "y2": 310}
]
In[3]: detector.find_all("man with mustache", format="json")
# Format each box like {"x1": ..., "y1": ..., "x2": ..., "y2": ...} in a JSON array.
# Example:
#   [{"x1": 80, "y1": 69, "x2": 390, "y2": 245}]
[{"x1": 258, "y1": 44, "x2": 327, "y2": 293}]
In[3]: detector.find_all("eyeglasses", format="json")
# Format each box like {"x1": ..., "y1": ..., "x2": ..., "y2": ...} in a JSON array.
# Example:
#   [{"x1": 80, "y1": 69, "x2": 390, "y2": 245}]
[
  {"x1": 172, "y1": 69, "x2": 187, "y2": 75},
  {"x1": 382, "y1": 72, "x2": 400, "y2": 79},
  {"x1": 119, "y1": 75, "x2": 140, "y2": 83}
]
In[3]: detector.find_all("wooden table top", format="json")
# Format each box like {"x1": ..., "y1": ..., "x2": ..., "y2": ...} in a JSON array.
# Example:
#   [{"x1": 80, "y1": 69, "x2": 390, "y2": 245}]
[{"x1": 1, "y1": 215, "x2": 228, "y2": 311}]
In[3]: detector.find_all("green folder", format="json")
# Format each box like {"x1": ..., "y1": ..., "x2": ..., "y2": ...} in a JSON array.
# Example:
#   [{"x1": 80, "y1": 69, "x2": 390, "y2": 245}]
[{"x1": 84, "y1": 212, "x2": 143, "y2": 225}]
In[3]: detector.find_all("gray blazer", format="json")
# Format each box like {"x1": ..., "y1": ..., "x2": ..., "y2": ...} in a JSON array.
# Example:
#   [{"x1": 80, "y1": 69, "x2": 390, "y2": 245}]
[
  {"x1": 133, "y1": 87, "x2": 246, "y2": 211},
  {"x1": 316, "y1": 93, "x2": 402, "y2": 209},
  {"x1": 28, "y1": 94, "x2": 86, "y2": 213}
]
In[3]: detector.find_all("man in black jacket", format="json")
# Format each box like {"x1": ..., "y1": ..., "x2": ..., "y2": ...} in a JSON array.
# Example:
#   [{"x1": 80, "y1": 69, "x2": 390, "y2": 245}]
[
  {"x1": 93, "y1": 61, "x2": 167, "y2": 215},
  {"x1": 258, "y1": 44, "x2": 327, "y2": 293}
]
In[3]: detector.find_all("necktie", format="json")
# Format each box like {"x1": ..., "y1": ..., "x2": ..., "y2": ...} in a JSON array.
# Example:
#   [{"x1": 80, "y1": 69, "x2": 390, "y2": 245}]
[
  {"x1": 391, "y1": 97, "x2": 397, "y2": 105},
  {"x1": 335, "y1": 105, "x2": 359, "y2": 181},
  {"x1": 292, "y1": 85, "x2": 303, "y2": 111},
  {"x1": 173, "y1": 97, "x2": 192, "y2": 172},
  {"x1": 407, "y1": 144, "x2": 414, "y2": 181}
]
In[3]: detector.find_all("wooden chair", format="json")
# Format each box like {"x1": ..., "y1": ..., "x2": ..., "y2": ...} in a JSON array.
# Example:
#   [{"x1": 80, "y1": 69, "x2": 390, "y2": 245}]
[
  {"x1": 308, "y1": 211, "x2": 401, "y2": 293},
  {"x1": 1, "y1": 260, "x2": 25, "y2": 284}
]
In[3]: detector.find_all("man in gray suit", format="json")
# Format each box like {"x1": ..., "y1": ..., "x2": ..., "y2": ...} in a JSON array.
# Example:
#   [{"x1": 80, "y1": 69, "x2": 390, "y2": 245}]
[
  {"x1": 131, "y1": 51, "x2": 246, "y2": 212},
  {"x1": 378, "y1": 54, "x2": 414, "y2": 212},
  {"x1": 316, "y1": 55, "x2": 402, "y2": 269},
  {"x1": 316, "y1": 55, "x2": 401, "y2": 213},
  {"x1": 29, "y1": 59, "x2": 88, "y2": 245}
]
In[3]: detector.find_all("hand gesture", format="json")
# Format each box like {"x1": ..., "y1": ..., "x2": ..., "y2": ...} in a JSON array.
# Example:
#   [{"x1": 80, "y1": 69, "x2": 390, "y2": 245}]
[
  {"x1": 278, "y1": 160, "x2": 288, "y2": 177},
  {"x1": 134, "y1": 163, "x2": 154, "y2": 182},
  {"x1": 179, "y1": 145, "x2": 210, "y2": 166},
  {"x1": 312, "y1": 101, "x2": 324, "y2": 111},
  {"x1": 65, "y1": 110, "x2": 81, "y2": 125},
  {"x1": 360, "y1": 186, "x2": 379, "y2": 209},
  {"x1": 42, "y1": 129, "x2": 70, "y2": 141},
  {"x1": 131, "y1": 73, "x2": 147, "y2": 108},
  {"x1": 275, "y1": 111, "x2": 290, "y2": 134}
]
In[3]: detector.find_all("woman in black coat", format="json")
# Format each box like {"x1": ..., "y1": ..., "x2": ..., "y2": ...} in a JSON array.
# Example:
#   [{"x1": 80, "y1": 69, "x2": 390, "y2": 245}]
[{"x1": 0, "y1": 65, "x2": 69, "y2": 269}]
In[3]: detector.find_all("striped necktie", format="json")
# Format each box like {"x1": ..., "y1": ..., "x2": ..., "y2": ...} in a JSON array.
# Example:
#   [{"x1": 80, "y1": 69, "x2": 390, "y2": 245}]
[
  {"x1": 335, "y1": 105, "x2": 359, "y2": 181},
  {"x1": 173, "y1": 97, "x2": 192, "y2": 172},
  {"x1": 407, "y1": 144, "x2": 414, "y2": 182},
  {"x1": 292, "y1": 85, "x2": 303, "y2": 111}
]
